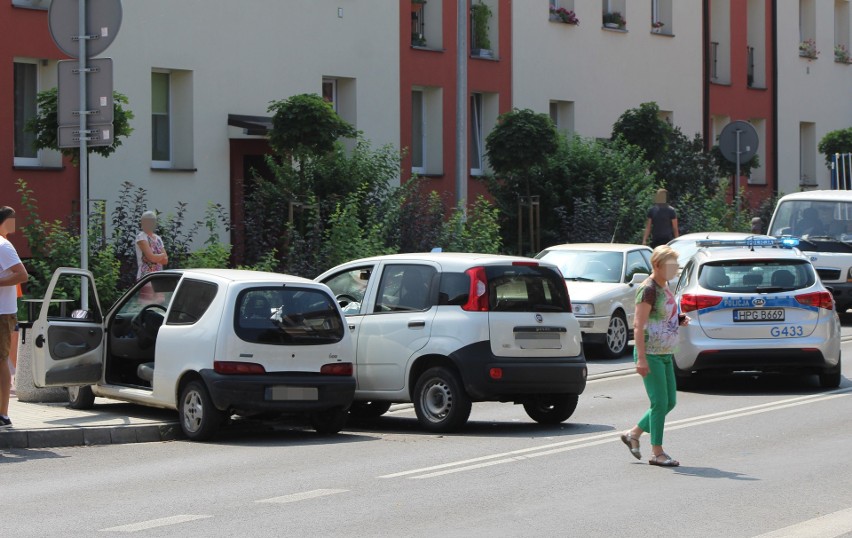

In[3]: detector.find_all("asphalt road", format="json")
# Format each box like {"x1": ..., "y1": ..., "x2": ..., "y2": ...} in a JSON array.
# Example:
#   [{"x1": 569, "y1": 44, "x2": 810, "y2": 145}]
[{"x1": 3, "y1": 338, "x2": 851, "y2": 537}]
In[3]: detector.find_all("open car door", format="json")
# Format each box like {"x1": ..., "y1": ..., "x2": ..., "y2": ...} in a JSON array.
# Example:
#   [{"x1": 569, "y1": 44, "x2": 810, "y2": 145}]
[{"x1": 31, "y1": 268, "x2": 104, "y2": 388}]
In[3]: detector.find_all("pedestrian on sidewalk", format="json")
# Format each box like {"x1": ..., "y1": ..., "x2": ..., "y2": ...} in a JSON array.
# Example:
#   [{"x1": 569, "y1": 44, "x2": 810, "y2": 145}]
[
  {"x1": 0, "y1": 207, "x2": 29, "y2": 429},
  {"x1": 135, "y1": 210, "x2": 168, "y2": 281},
  {"x1": 620, "y1": 245, "x2": 688, "y2": 467},
  {"x1": 642, "y1": 189, "x2": 679, "y2": 248}
]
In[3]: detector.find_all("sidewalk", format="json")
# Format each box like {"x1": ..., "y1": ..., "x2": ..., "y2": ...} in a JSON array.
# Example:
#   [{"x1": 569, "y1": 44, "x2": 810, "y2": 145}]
[{"x1": 0, "y1": 394, "x2": 180, "y2": 450}]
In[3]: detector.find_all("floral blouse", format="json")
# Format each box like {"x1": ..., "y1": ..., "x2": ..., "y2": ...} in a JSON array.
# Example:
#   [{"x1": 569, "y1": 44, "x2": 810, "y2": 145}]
[
  {"x1": 136, "y1": 231, "x2": 165, "y2": 279},
  {"x1": 635, "y1": 277, "x2": 679, "y2": 355}
]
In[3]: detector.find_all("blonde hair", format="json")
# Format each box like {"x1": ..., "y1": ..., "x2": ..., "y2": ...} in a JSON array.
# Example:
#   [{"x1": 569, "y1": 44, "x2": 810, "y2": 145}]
[{"x1": 651, "y1": 245, "x2": 679, "y2": 267}]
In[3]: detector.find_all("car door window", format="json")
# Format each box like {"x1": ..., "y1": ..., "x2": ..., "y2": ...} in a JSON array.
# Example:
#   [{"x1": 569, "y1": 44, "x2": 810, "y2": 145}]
[
  {"x1": 166, "y1": 279, "x2": 218, "y2": 325},
  {"x1": 375, "y1": 264, "x2": 437, "y2": 312},
  {"x1": 676, "y1": 261, "x2": 694, "y2": 294},
  {"x1": 115, "y1": 274, "x2": 180, "y2": 318},
  {"x1": 624, "y1": 251, "x2": 650, "y2": 282},
  {"x1": 323, "y1": 266, "x2": 374, "y2": 314}
]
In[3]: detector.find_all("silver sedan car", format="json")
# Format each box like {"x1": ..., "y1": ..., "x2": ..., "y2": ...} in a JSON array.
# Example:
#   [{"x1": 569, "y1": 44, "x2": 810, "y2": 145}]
[{"x1": 674, "y1": 238, "x2": 842, "y2": 388}]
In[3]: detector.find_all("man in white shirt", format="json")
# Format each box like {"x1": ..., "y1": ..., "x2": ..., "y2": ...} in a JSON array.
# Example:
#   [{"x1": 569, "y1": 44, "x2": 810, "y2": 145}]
[{"x1": 0, "y1": 207, "x2": 29, "y2": 428}]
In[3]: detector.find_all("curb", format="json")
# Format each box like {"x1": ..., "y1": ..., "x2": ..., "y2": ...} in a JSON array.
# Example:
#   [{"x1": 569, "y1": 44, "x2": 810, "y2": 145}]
[{"x1": 0, "y1": 422, "x2": 181, "y2": 450}]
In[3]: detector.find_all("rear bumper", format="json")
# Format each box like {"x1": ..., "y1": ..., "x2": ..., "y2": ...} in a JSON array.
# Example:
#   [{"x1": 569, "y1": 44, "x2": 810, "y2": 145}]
[
  {"x1": 450, "y1": 341, "x2": 587, "y2": 401},
  {"x1": 683, "y1": 349, "x2": 835, "y2": 375},
  {"x1": 199, "y1": 369, "x2": 355, "y2": 413}
]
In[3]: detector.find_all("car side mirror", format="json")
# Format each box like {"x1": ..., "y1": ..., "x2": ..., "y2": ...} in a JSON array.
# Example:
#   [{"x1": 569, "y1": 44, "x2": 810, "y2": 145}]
[{"x1": 629, "y1": 273, "x2": 649, "y2": 285}]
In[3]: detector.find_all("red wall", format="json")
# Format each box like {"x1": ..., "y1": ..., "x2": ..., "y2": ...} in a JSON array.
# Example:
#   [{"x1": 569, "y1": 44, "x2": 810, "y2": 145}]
[
  {"x1": 399, "y1": 0, "x2": 512, "y2": 207},
  {"x1": 708, "y1": 0, "x2": 775, "y2": 209},
  {"x1": 1, "y1": 4, "x2": 76, "y2": 258}
]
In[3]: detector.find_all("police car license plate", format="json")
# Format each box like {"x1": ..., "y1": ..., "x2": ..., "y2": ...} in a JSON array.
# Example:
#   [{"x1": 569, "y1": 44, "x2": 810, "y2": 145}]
[{"x1": 733, "y1": 308, "x2": 784, "y2": 322}]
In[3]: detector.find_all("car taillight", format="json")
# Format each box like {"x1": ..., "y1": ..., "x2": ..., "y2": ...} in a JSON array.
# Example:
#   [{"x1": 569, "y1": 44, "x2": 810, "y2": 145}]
[
  {"x1": 462, "y1": 266, "x2": 489, "y2": 311},
  {"x1": 795, "y1": 291, "x2": 834, "y2": 310},
  {"x1": 680, "y1": 294, "x2": 722, "y2": 313},
  {"x1": 214, "y1": 361, "x2": 266, "y2": 375},
  {"x1": 321, "y1": 362, "x2": 353, "y2": 376}
]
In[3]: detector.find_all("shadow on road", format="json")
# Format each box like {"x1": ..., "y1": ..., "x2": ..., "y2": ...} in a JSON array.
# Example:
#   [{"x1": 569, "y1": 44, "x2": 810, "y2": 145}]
[
  {"x1": 345, "y1": 415, "x2": 614, "y2": 439},
  {"x1": 211, "y1": 421, "x2": 381, "y2": 447},
  {"x1": 672, "y1": 466, "x2": 759, "y2": 481},
  {"x1": 0, "y1": 448, "x2": 68, "y2": 464},
  {"x1": 679, "y1": 373, "x2": 847, "y2": 397}
]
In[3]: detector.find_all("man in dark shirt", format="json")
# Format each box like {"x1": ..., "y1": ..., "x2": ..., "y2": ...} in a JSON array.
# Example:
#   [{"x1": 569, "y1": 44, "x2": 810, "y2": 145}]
[{"x1": 642, "y1": 189, "x2": 679, "y2": 248}]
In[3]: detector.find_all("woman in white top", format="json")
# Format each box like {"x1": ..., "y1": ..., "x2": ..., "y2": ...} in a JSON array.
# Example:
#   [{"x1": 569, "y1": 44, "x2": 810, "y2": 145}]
[{"x1": 135, "y1": 210, "x2": 168, "y2": 280}]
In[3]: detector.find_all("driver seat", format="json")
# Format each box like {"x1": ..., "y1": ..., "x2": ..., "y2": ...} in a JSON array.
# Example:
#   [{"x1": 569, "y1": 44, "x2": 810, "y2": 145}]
[{"x1": 137, "y1": 362, "x2": 154, "y2": 383}]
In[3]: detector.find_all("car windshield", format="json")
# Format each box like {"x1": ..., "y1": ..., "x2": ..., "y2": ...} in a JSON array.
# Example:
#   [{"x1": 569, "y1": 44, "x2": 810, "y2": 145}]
[
  {"x1": 698, "y1": 260, "x2": 816, "y2": 293},
  {"x1": 770, "y1": 200, "x2": 852, "y2": 241},
  {"x1": 536, "y1": 250, "x2": 623, "y2": 284}
]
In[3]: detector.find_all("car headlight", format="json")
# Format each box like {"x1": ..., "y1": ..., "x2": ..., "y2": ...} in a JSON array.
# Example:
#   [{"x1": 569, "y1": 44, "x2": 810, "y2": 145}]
[{"x1": 572, "y1": 303, "x2": 595, "y2": 315}]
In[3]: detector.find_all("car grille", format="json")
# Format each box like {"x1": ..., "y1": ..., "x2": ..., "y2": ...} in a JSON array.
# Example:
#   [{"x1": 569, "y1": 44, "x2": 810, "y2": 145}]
[{"x1": 816, "y1": 268, "x2": 841, "y2": 281}]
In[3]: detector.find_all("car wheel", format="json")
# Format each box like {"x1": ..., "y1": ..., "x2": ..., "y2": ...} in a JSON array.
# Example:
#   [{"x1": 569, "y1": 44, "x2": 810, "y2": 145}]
[
  {"x1": 523, "y1": 394, "x2": 579, "y2": 424},
  {"x1": 179, "y1": 380, "x2": 225, "y2": 441},
  {"x1": 413, "y1": 367, "x2": 472, "y2": 433},
  {"x1": 601, "y1": 312, "x2": 629, "y2": 359},
  {"x1": 310, "y1": 407, "x2": 349, "y2": 435},
  {"x1": 349, "y1": 401, "x2": 393, "y2": 419},
  {"x1": 819, "y1": 357, "x2": 842, "y2": 388},
  {"x1": 67, "y1": 385, "x2": 95, "y2": 410}
]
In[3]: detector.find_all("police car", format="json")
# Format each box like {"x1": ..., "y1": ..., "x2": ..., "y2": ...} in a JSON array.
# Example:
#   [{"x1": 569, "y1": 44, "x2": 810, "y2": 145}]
[{"x1": 673, "y1": 238, "x2": 842, "y2": 388}]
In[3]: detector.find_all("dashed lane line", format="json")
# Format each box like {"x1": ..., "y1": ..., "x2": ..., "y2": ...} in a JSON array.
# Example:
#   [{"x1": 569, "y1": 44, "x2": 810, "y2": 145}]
[
  {"x1": 100, "y1": 515, "x2": 212, "y2": 533},
  {"x1": 380, "y1": 387, "x2": 852, "y2": 480},
  {"x1": 256, "y1": 489, "x2": 349, "y2": 504},
  {"x1": 752, "y1": 506, "x2": 852, "y2": 538}
]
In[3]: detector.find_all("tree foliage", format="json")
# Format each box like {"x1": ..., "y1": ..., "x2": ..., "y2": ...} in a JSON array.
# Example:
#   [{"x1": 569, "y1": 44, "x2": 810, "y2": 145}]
[
  {"x1": 267, "y1": 93, "x2": 357, "y2": 163},
  {"x1": 610, "y1": 101, "x2": 672, "y2": 167},
  {"x1": 818, "y1": 128, "x2": 852, "y2": 166},
  {"x1": 485, "y1": 108, "x2": 559, "y2": 195}
]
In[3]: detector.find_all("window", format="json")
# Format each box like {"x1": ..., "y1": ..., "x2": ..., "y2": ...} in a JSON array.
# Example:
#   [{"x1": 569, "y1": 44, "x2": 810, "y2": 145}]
[
  {"x1": 550, "y1": 0, "x2": 575, "y2": 9},
  {"x1": 438, "y1": 273, "x2": 470, "y2": 306},
  {"x1": 11, "y1": 0, "x2": 49, "y2": 9},
  {"x1": 699, "y1": 261, "x2": 815, "y2": 292},
  {"x1": 235, "y1": 287, "x2": 344, "y2": 345},
  {"x1": 323, "y1": 266, "x2": 374, "y2": 315},
  {"x1": 658, "y1": 110, "x2": 674, "y2": 126},
  {"x1": 322, "y1": 78, "x2": 337, "y2": 111},
  {"x1": 411, "y1": 90, "x2": 425, "y2": 173},
  {"x1": 800, "y1": 122, "x2": 817, "y2": 186},
  {"x1": 625, "y1": 251, "x2": 651, "y2": 281},
  {"x1": 836, "y1": 0, "x2": 851, "y2": 62},
  {"x1": 602, "y1": 0, "x2": 627, "y2": 28},
  {"x1": 375, "y1": 265, "x2": 437, "y2": 312},
  {"x1": 747, "y1": 0, "x2": 766, "y2": 87},
  {"x1": 470, "y1": 0, "x2": 498, "y2": 57},
  {"x1": 549, "y1": 100, "x2": 575, "y2": 135},
  {"x1": 166, "y1": 279, "x2": 218, "y2": 325},
  {"x1": 470, "y1": 93, "x2": 484, "y2": 175},
  {"x1": 116, "y1": 275, "x2": 180, "y2": 319},
  {"x1": 411, "y1": 0, "x2": 443, "y2": 48},
  {"x1": 151, "y1": 71, "x2": 171, "y2": 165},
  {"x1": 14, "y1": 61, "x2": 39, "y2": 165},
  {"x1": 710, "y1": 0, "x2": 731, "y2": 83},
  {"x1": 151, "y1": 69, "x2": 194, "y2": 169},
  {"x1": 321, "y1": 76, "x2": 357, "y2": 141},
  {"x1": 486, "y1": 265, "x2": 571, "y2": 312},
  {"x1": 651, "y1": 0, "x2": 673, "y2": 34}
]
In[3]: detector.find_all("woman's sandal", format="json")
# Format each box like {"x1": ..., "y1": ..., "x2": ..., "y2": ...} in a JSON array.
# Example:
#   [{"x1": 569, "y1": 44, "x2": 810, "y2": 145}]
[
  {"x1": 620, "y1": 432, "x2": 641, "y2": 460},
  {"x1": 649, "y1": 453, "x2": 680, "y2": 467}
]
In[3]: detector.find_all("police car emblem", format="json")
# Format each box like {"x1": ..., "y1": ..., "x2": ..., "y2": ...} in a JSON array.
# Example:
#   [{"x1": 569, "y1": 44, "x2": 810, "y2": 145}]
[
  {"x1": 535, "y1": 314, "x2": 543, "y2": 323},
  {"x1": 752, "y1": 298, "x2": 766, "y2": 307}
]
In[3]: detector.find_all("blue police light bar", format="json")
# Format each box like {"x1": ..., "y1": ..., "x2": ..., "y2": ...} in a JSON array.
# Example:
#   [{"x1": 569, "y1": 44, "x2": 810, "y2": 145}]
[{"x1": 694, "y1": 237, "x2": 799, "y2": 249}]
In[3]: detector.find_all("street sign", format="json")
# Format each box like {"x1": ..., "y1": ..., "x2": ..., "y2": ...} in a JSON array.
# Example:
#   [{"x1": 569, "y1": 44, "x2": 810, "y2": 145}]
[
  {"x1": 58, "y1": 124, "x2": 114, "y2": 148},
  {"x1": 48, "y1": 0, "x2": 122, "y2": 58},
  {"x1": 719, "y1": 120, "x2": 759, "y2": 164},
  {"x1": 58, "y1": 58, "x2": 114, "y2": 127}
]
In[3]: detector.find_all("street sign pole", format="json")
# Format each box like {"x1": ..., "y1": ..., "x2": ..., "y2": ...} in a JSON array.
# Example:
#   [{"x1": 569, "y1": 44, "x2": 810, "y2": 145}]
[
  {"x1": 735, "y1": 128, "x2": 741, "y2": 217},
  {"x1": 78, "y1": 0, "x2": 89, "y2": 309}
]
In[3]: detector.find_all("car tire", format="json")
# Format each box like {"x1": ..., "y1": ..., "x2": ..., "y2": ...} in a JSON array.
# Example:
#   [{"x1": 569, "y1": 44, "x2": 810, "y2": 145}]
[
  {"x1": 179, "y1": 380, "x2": 225, "y2": 441},
  {"x1": 349, "y1": 401, "x2": 392, "y2": 419},
  {"x1": 601, "y1": 312, "x2": 629, "y2": 359},
  {"x1": 413, "y1": 367, "x2": 472, "y2": 433},
  {"x1": 310, "y1": 407, "x2": 349, "y2": 435},
  {"x1": 67, "y1": 385, "x2": 95, "y2": 410},
  {"x1": 819, "y1": 357, "x2": 842, "y2": 388},
  {"x1": 523, "y1": 394, "x2": 579, "y2": 424}
]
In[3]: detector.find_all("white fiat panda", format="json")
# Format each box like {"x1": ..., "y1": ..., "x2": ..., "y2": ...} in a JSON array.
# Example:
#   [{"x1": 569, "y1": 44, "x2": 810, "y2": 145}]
[
  {"x1": 30, "y1": 268, "x2": 356, "y2": 441},
  {"x1": 316, "y1": 253, "x2": 587, "y2": 432}
]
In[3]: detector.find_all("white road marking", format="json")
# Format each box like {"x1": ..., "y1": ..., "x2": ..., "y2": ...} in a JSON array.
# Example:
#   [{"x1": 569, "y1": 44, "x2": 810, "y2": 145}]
[
  {"x1": 100, "y1": 515, "x2": 212, "y2": 533},
  {"x1": 381, "y1": 387, "x2": 852, "y2": 479},
  {"x1": 256, "y1": 489, "x2": 348, "y2": 504},
  {"x1": 752, "y1": 506, "x2": 852, "y2": 538}
]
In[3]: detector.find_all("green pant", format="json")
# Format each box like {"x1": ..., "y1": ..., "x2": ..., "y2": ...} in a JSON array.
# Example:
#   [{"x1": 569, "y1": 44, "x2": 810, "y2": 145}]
[{"x1": 634, "y1": 351, "x2": 677, "y2": 446}]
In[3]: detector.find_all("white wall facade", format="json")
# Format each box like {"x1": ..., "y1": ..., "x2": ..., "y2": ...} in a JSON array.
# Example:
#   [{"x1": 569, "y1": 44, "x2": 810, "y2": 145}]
[
  {"x1": 512, "y1": 1, "x2": 704, "y2": 142},
  {"x1": 776, "y1": 1, "x2": 852, "y2": 194},
  {"x1": 88, "y1": 0, "x2": 400, "y2": 242}
]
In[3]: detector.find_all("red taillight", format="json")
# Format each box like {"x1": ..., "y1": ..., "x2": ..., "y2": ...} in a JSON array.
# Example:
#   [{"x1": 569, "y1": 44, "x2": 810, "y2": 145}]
[
  {"x1": 321, "y1": 362, "x2": 353, "y2": 376},
  {"x1": 214, "y1": 361, "x2": 266, "y2": 375},
  {"x1": 462, "y1": 266, "x2": 489, "y2": 311},
  {"x1": 680, "y1": 294, "x2": 723, "y2": 313},
  {"x1": 795, "y1": 291, "x2": 834, "y2": 310},
  {"x1": 489, "y1": 367, "x2": 503, "y2": 380}
]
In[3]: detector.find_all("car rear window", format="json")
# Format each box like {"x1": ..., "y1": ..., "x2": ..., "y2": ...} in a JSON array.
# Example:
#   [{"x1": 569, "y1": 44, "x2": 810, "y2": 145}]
[
  {"x1": 234, "y1": 287, "x2": 344, "y2": 345},
  {"x1": 698, "y1": 260, "x2": 816, "y2": 292},
  {"x1": 485, "y1": 265, "x2": 570, "y2": 312}
]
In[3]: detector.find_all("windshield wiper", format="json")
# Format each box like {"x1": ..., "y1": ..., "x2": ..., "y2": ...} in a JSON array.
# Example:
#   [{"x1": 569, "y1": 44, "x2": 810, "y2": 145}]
[
  {"x1": 565, "y1": 277, "x2": 594, "y2": 282},
  {"x1": 754, "y1": 286, "x2": 794, "y2": 293}
]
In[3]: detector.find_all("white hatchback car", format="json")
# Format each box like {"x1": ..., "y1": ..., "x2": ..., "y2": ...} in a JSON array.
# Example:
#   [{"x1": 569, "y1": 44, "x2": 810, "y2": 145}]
[
  {"x1": 674, "y1": 239, "x2": 842, "y2": 388},
  {"x1": 31, "y1": 268, "x2": 356, "y2": 440},
  {"x1": 316, "y1": 253, "x2": 587, "y2": 432},
  {"x1": 536, "y1": 244, "x2": 653, "y2": 358}
]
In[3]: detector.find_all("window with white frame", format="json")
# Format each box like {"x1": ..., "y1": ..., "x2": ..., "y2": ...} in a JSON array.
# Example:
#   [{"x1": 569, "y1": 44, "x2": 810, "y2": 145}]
[
  {"x1": 411, "y1": 87, "x2": 443, "y2": 175},
  {"x1": 800, "y1": 122, "x2": 817, "y2": 186},
  {"x1": 550, "y1": 0, "x2": 575, "y2": 10},
  {"x1": 322, "y1": 78, "x2": 337, "y2": 112},
  {"x1": 836, "y1": 0, "x2": 851, "y2": 61},
  {"x1": 151, "y1": 69, "x2": 194, "y2": 170},
  {"x1": 549, "y1": 100, "x2": 575, "y2": 135},
  {"x1": 658, "y1": 109, "x2": 674, "y2": 126},
  {"x1": 411, "y1": 90, "x2": 425, "y2": 173},
  {"x1": 13, "y1": 61, "x2": 39, "y2": 165},
  {"x1": 710, "y1": 0, "x2": 731, "y2": 82},
  {"x1": 799, "y1": 0, "x2": 817, "y2": 51},
  {"x1": 651, "y1": 0, "x2": 673, "y2": 33},
  {"x1": 602, "y1": 0, "x2": 627, "y2": 27},
  {"x1": 470, "y1": 93, "x2": 484, "y2": 174},
  {"x1": 747, "y1": 0, "x2": 766, "y2": 87}
]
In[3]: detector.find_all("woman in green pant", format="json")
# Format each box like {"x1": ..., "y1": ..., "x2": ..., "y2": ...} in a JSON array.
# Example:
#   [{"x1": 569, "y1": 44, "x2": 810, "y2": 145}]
[{"x1": 620, "y1": 245, "x2": 688, "y2": 467}]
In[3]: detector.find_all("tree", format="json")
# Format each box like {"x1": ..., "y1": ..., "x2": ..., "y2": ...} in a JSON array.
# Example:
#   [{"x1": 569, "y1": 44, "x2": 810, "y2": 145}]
[
  {"x1": 817, "y1": 127, "x2": 852, "y2": 166},
  {"x1": 25, "y1": 87, "x2": 135, "y2": 165},
  {"x1": 267, "y1": 93, "x2": 357, "y2": 165},
  {"x1": 486, "y1": 108, "x2": 559, "y2": 195},
  {"x1": 610, "y1": 101, "x2": 672, "y2": 167}
]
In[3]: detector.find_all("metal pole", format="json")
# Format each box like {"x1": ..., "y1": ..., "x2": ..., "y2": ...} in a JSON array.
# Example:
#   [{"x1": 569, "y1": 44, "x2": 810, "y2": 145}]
[
  {"x1": 455, "y1": 0, "x2": 468, "y2": 207},
  {"x1": 79, "y1": 0, "x2": 89, "y2": 309},
  {"x1": 735, "y1": 129, "x2": 741, "y2": 217}
]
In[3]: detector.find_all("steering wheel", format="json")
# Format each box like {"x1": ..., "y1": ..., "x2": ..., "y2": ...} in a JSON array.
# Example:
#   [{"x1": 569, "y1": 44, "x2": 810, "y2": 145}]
[
  {"x1": 336, "y1": 294, "x2": 359, "y2": 308},
  {"x1": 131, "y1": 304, "x2": 167, "y2": 348}
]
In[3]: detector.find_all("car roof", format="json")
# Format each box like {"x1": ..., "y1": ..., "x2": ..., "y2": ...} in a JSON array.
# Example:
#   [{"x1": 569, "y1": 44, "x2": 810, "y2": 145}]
[
  {"x1": 328, "y1": 252, "x2": 551, "y2": 268},
  {"x1": 671, "y1": 232, "x2": 774, "y2": 242},
  {"x1": 692, "y1": 246, "x2": 809, "y2": 264},
  {"x1": 778, "y1": 190, "x2": 852, "y2": 203},
  {"x1": 158, "y1": 268, "x2": 316, "y2": 285},
  {"x1": 539, "y1": 243, "x2": 649, "y2": 253}
]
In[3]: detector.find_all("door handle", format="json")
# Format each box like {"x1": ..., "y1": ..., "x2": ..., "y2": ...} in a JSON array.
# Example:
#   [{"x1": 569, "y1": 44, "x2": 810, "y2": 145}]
[
  {"x1": 408, "y1": 320, "x2": 426, "y2": 329},
  {"x1": 348, "y1": 324, "x2": 356, "y2": 331},
  {"x1": 35, "y1": 334, "x2": 45, "y2": 348}
]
